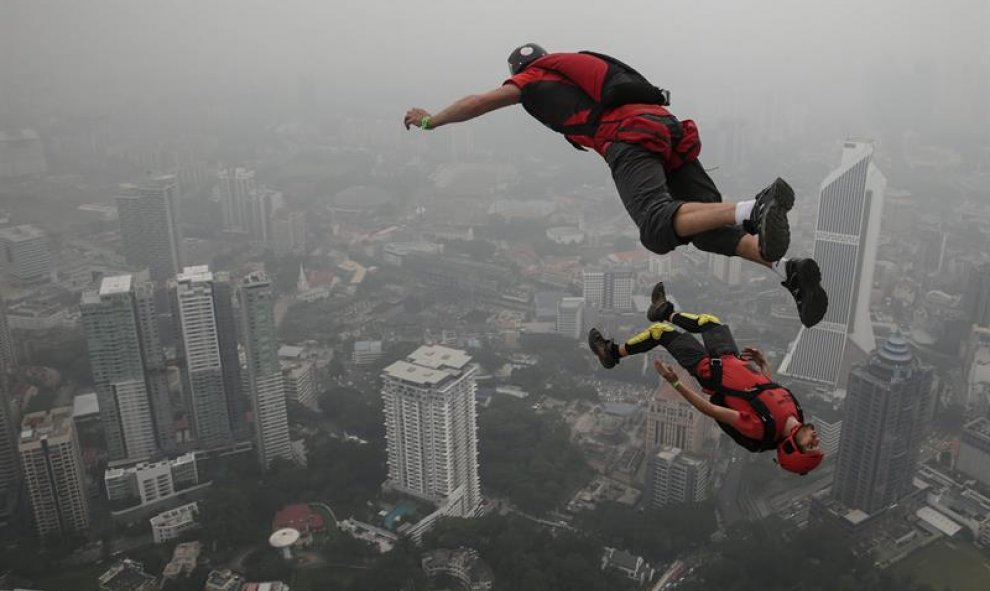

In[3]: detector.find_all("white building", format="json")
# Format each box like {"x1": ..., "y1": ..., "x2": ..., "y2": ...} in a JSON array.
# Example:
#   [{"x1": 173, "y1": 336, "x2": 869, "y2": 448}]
[
  {"x1": 958, "y1": 417, "x2": 990, "y2": 488},
  {"x1": 646, "y1": 446, "x2": 710, "y2": 508},
  {"x1": 780, "y1": 140, "x2": 885, "y2": 386},
  {"x1": 240, "y1": 272, "x2": 293, "y2": 468},
  {"x1": 171, "y1": 266, "x2": 233, "y2": 445},
  {"x1": 353, "y1": 340, "x2": 383, "y2": 366},
  {"x1": 708, "y1": 253, "x2": 741, "y2": 286},
  {"x1": 218, "y1": 167, "x2": 257, "y2": 234},
  {"x1": 381, "y1": 345, "x2": 481, "y2": 516},
  {"x1": 282, "y1": 360, "x2": 319, "y2": 411},
  {"x1": 19, "y1": 408, "x2": 90, "y2": 537},
  {"x1": 150, "y1": 502, "x2": 199, "y2": 544},
  {"x1": 81, "y1": 274, "x2": 174, "y2": 462},
  {"x1": 582, "y1": 270, "x2": 634, "y2": 311},
  {"x1": 0, "y1": 224, "x2": 52, "y2": 282},
  {"x1": 104, "y1": 452, "x2": 199, "y2": 507},
  {"x1": 555, "y1": 297, "x2": 585, "y2": 340},
  {"x1": 271, "y1": 208, "x2": 307, "y2": 256}
]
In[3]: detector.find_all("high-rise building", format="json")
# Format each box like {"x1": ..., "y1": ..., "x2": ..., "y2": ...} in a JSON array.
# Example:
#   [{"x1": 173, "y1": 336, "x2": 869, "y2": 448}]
[
  {"x1": 218, "y1": 167, "x2": 256, "y2": 234},
  {"x1": 271, "y1": 209, "x2": 307, "y2": 256},
  {"x1": 171, "y1": 267, "x2": 233, "y2": 446},
  {"x1": 281, "y1": 361, "x2": 318, "y2": 411},
  {"x1": 832, "y1": 334, "x2": 934, "y2": 515},
  {"x1": 211, "y1": 273, "x2": 248, "y2": 441},
  {"x1": 646, "y1": 446, "x2": 710, "y2": 508},
  {"x1": 779, "y1": 140, "x2": 885, "y2": 386},
  {"x1": 916, "y1": 224, "x2": 947, "y2": 274},
  {"x1": 583, "y1": 270, "x2": 635, "y2": 311},
  {"x1": 117, "y1": 176, "x2": 184, "y2": 285},
  {"x1": 708, "y1": 254, "x2": 741, "y2": 286},
  {"x1": 0, "y1": 224, "x2": 52, "y2": 282},
  {"x1": 239, "y1": 272, "x2": 292, "y2": 468},
  {"x1": 247, "y1": 188, "x2": 283, "y2": 242},
  {"x1": 81, "y1": 275, "x2": 175, "y2": 461},
  {"x1": 957, "y1": 418, "x2": 990, "y2": 489},
  {"x1": 966, "y1": 263, "x2": 990, "y2": 328},
  {"x1": 644, "y1": 376, "x2": 710, "y2": 454},
  {"x1": 0, "y1": 296, "x2": 15, "y2": 371},
  {"x1": 555, "y1": 297, "x2": 585, "y2": 340},
  {"x1": 381, "y1": 345, "x2": 481, "y2": 516},
  {"x1": 19, "y1": 407, "x2": 90, "y2": 537},
  {"x1": 0, "y1": 373, "x2": 21, "y2": 520}
]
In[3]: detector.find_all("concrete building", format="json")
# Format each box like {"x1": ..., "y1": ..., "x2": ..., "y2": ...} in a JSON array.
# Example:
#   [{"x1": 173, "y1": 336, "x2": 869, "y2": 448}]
[
  {"x1": 381, "y1": 345, "x2": 481, "y2": 516},
  {"x1": 780, "y1": 140, "x2": 885, "y2": 386},
  {"x1": 97, "y1": 559, "x2": 157, "y2": 591},
  {"x1": 0, "y1": 224, "x2": 51, "y2": 282},
  {"x1": 104, "y1": 452, "x2": 199, "y2": 507},
  {"x1": 421, "y1": 547, "x2": 494, "y2": 591},
  {"x1": 832, "y1": 334, "x2": 934, "y2": 515},
  {"x1": 0, "y1": 129, "x2": 47, "y2": 177},
  {"x1": 708, "y1": 253, "x2": 741, "y2": 286},
  {"x1": 218, "y1": 167, "x2": 256, "y2": 234},
  {"x1": 116, "y1": 176, "x2": 183, "y2": 285},
  {"x1": 555, "y1": 297, "x2": 585, "y2": 340},
  {"x1": 171, "y1": 267, "x2": 233, "y2": 446},
  {"x1": 966, "y1": 263, "x2": 990, "y2": 328},
  {"x1": 646, "y1": 446, "x2": 710, "y2": 508},
  {"x1": 204, "y1": 569, "x2": 244, "y2": 591},
  {"x1": 240, "y1": 272, "x2": 292, "y2": 468},
  {"x1": 19, "y1": 407, "x2": 90, "y2": 537},
  {"x1": 958, "y1": 417, "x2": 990, "y2": 488},
  {"x1": 582, "y1": 269, "x2": 634, "y2": 311},
  {"x1": 352, "y1": 340, "x2": 383, "y2": 366},
  {"x1": 81, "y1": 274, "x2": 174, "y2": 462},
  {"x1": 0, "y1": 298, "x2": 15, "y2": 370},
  {"x1": 644, "y1": 377, "x2": 710, "y2": 454},
  {"x1": 281, "y1": 361, "x2": 318, "y2": 411},
  {"x1": 150, "y1": 501, "x2": 199, "y2": 544},
  {"x1": 271, "y1": 208, "x2": 307, "y2": 256}
]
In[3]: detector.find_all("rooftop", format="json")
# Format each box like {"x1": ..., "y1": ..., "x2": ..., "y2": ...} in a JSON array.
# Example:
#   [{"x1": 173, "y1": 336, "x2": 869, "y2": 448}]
[
  {"x1": 0, "y1": 224, "x2": 45, "y2": 242},
  {"x1": 72, "y1": 391, "x2": 100, "y2": 418},
  {"x1": 19, "y1": 407, "x2": 73, "y2": 444},
  {"x1": 99, "y1": 274, "x2": 133, "y2": 296},
  {"x1": 963, "y1": 417, "x2": 990, "y2": 440},
  {"x1": 177, "y1": 265, "x2": 212, "y2": 283},
  {"x1": 407, "y1": 345, "x2": 472, "y2": 370}
]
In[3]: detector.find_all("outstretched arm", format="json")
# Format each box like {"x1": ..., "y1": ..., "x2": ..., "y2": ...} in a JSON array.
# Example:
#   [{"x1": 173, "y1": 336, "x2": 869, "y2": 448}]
[
  {"x1": 655, "y1": 361, "x2": 740, "y2": 425},
  {"x1": 404, "y1": 85, "x2": 521, "y2": 130}
]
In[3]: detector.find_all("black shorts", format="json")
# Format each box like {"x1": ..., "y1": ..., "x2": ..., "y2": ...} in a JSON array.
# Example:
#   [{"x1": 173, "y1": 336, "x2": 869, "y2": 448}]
[
  {"x1": 663, "y1": 324, "x2": 740, "y2": 375},
  {"x1": 604, "y1": 142, "x2": 746, "y2": 257}
]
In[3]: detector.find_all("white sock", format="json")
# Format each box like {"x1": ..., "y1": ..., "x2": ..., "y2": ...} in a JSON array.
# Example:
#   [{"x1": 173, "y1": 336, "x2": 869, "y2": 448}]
[
  {"x1": 771, "y1": 257, "x2": 789, "y2": 279},
  {"x1": 734, "y1": 200, "x2": 756, "y2": 226}
]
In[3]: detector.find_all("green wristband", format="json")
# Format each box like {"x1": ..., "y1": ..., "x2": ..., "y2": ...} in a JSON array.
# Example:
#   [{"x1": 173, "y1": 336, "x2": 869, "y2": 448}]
[
  {"x1": 670, "y1": 379, "x2": 681, "y2": 389},
  {"x1": 420, "y1": 116, "x2": 431, "y2": 130}
]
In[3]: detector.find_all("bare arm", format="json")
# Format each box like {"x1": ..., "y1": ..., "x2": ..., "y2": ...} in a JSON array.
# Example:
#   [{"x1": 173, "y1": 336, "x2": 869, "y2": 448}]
[
  {"x1": 404, "y1": 85, "x2": 521, "y2": 130},
  {"x1": 655, "y1": 361, "x2": 740, "y2": 425}
]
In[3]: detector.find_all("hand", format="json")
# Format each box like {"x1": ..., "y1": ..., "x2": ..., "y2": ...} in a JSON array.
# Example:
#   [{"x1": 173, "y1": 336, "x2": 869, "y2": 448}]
[
  {"x1": 741, "y1": 347, "x2": 767, "y2": 367},
  {"x1": 404, "y1": 108, "x2": 432, "y2": 130},
  {"x1": 654, "y1": 360, "x2": 679, "y2": 384}
]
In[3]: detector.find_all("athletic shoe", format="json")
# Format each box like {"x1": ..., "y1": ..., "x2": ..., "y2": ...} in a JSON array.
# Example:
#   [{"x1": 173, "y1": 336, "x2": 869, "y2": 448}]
[
  {"x1": 744, "y1": 178, "x2": 795, "y2": 262},
  {"x1": 588, "y1": 328, "x2": 618, "y2": 369},
  {"x1": 782, "y1": 258, "x2": 828, "y2": 328},
  {"x1": 647, "y1": 281, "x2": 675, "y2": 323}
]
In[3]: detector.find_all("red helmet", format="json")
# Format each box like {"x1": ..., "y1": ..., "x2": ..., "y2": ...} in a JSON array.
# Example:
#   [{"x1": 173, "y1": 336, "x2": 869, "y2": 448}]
[{"x1": 776, "y1": 425, "x2": 824, "y2": 475}]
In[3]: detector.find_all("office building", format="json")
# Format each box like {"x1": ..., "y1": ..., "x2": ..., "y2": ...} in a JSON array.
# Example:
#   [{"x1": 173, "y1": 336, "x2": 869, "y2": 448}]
[
  {"x1": 832, "y1": 334, "x2": 934, "y2": 515},
  {"x1": 116, "y1": 176, "x2": 183, "y2": 285},
  {"x1": 556, "y1": 297, "x2": 585, "y2": 340},
  {"x1": 646, "y1": 446, "x2": 710, "y2": 508},
  {"x1": 150, "y1": 502, "x2": 199, "y2": 544},
  {"x1": 218, "y1": 167, "x2": 256, "y2": 234},
  {"x1": 104, "y1": 452, "x2": 199, "y2": 506},
  {"x1": 583, "y1": 269, "x2": 634, "y2": 311},
  {"x1": 0, "y1": 224, "x2": 52, "y2": 282},
  {"x1": 708, "y1": 254, "x2": 741, "y2": 286},
  {"x1": 958, "y1": 417, "x2": 990, "y2": 489},
  {"x1": 644, "y1": 377, "x2": 710, "y2": 454},
  {"x1": 780, "y1": 140, "x2": 885, "y2": 386}
]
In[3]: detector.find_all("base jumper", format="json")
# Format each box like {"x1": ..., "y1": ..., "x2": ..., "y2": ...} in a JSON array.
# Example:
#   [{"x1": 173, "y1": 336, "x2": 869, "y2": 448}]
[
  {"x1": 588, "y1": 282, "x2": 823, "y2": 475},
  {"x1": 404, "y1": 44, "x2": 827, "y2": 327}
]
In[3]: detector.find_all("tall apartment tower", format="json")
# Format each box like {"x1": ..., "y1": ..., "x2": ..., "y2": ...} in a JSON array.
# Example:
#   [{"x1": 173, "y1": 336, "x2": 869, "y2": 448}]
[
  {"x1": 832, "y1": 334, "x2": 935, "y2": 515},
  {"x1": 171, "y1": 267, "x2": 233, "y2": 446},
  {"x1": 555, "y1": 297, "x2": 585, "y2": 340},
  {"x1": 779, "y1": 140, "x2": 885, "y2": 386},
  {"x1": 218, "y1": 167, "x2": 256, "y2": 234},
  {"x1": 0, "y1": 296, "x2": 15, "y2": 370},
  {"x1": 582, "y1": 270, "x2": 635, "y2": 312},
  {"x1": 646, "y1": 446, "x2": 710, "y2": 508},
  {"x1": 19, "y1": 407, "x2": 90, "y2": 538},
  {"x1": 81, "y1": 275, "x2": 175, "y2": 461},
  {"x1": 0, "y1": 299, "x2": 21, "y2": 519},
  {"x1": 116, "y1": 175, "x2": 184, "y2": 285},
  {"x1": 381, "y1": 345, "x2": 481, "y2": 516},
  {"x1": 0, "y1": 224, "x2": 52, "y2": 282},
  {"x1": 239, "y1": 272, "x2": 292, "y2": 468}
]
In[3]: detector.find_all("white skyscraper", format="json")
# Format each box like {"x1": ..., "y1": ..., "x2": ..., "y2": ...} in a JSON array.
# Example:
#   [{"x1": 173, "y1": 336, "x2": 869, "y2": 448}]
[
  {"x1": 646, "y1": 446, "x2": 710, "y2": 508},
  {"x1": 171, "y1": 267, "x2": 233, "y2": 446},
  {"x1": 381, "y1": 345, "x2": 481, "y2": 516},
  {"x1": 556, "y1": 297, "x2": 585, "y2": 340},
  {"x1": 779, "y1": 140, "x2": 885, "y2": 386},
  {"x1": 218, "y1": 167, "x2": 256, "y2": 234},
  {"x1": 81, "y1": 275, "x2": 174, "y2": 462},
  {"x1": 19, "y1": 407, "x2": 90, "y2": 538},
  {"x1": 239, "y1": 272, "x2": 292, "y2": 468},
  {"x1": 708, "y1": 253, "x2": 741, "y2": 286},
  {"x1": 0, "y1": 224, "x2": 52, "y2": 282},
  {"x1": 116, "y1": 176, "x2": 184, "y2": 285},
  {"x1": 582, "y1": 270, "x2": 635, "y2": 311}
]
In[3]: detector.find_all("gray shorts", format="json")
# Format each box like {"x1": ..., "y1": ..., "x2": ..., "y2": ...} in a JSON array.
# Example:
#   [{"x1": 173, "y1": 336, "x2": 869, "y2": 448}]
[{"x1": 604, "y1": 142, "x2": 746, "y2": 256}]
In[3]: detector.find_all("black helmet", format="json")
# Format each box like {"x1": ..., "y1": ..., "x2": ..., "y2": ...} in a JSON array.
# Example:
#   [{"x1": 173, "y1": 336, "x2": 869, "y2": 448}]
[{"x1": 508, "y1": 43, "x2": 548, "y2": 75}]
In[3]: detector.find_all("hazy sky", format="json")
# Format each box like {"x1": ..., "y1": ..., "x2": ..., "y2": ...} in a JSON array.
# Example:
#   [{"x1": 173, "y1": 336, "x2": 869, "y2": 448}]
[{"x1": 2, "y1": 0, "x2": 987, "y2": 135}]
